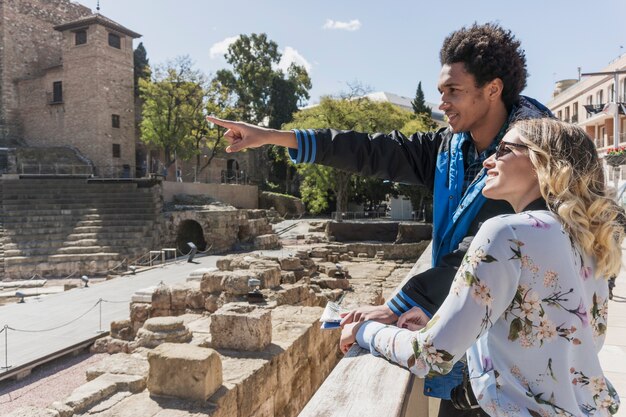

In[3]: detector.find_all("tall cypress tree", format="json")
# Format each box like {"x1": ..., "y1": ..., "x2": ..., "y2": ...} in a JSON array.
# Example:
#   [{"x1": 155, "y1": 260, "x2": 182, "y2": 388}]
[
  {"x1": 133, "y1": 42, "x2": 151, "y2": 98},
  {"x1": 411, "y1": 81, "x2": 431, "y2": 117}
]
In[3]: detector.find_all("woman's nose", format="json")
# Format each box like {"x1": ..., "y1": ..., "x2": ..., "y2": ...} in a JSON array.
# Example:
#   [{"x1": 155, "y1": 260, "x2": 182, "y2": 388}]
[{"x1": 483, "y1": 154, "x2": 496, "y2": 168}]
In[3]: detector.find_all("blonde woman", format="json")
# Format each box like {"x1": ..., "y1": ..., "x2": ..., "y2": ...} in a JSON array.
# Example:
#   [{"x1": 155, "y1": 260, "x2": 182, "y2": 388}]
[{"x1": 342, "y1": 118, "x2": 623, "y2": 416}]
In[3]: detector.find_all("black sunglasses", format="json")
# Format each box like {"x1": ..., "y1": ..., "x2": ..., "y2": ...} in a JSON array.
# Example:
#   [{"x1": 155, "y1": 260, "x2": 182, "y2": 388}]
[{"x1": 495, "y1": 141, "x2": 529, "y2": 160}]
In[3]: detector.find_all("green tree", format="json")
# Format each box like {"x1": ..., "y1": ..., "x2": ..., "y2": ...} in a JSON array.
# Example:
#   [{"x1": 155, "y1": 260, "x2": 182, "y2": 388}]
[
  {"x1": 215, "y1": 33, "x2": 310, "y2": 125},
  {"x1": 411, "y1": 81, "x2": 431, "y2": 116},
  {"x1": 283, "y1": 95, "x2": 413, "y2": 214},
  {"x1": 133, "y1": 42, "x2": 151, "y2": 98},
  {"x1": 215, "y1": 33, "x2": 312, "y2": 187},
  {"x1": 192, "y1": 78, "x2": 237, "y2": 182},
  {"x1": 139, "y1": 56, "x2": 208, "y2": 173}
]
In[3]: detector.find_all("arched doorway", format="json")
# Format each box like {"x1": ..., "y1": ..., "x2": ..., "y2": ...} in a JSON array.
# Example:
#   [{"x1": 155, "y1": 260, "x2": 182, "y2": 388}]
[{"x1": 176, "y1": 220, "x2": 207, "y2": 253}]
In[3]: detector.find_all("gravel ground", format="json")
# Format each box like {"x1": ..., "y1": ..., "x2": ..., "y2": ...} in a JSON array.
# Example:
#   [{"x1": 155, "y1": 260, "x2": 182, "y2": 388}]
[{"x1": 0, "y1": 350, "x2": 106, "y2": 415}]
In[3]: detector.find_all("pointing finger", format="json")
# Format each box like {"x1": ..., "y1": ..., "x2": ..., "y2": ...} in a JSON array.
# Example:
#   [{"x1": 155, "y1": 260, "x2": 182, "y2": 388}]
[{"x1": 206, "y1": 115, "x2": 238, "y2": 130}]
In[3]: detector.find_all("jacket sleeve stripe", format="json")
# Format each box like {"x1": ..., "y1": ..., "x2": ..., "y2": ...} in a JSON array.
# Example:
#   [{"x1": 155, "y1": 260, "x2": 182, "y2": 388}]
[
  {"x1": 302, "y1": 129, "x2": 311, "y2": 163},
  {"x1": 387, "y1": 299, "x2": 404, "y2": 316},
  {"x1": 397, "y1": 290, "x2": 419, "y2": 308},
  {"x1": 307, "y1": 129, "x2": 317, "y2": 162},
  {"x1": 288, "y1": 129, "x2": 303, "y2": 163}
]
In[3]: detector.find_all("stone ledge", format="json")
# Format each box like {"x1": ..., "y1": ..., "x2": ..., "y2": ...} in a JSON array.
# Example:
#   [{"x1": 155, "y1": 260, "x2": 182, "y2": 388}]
[{"x1": 63, "y1": 373, "x2": 146, "y2": 414}]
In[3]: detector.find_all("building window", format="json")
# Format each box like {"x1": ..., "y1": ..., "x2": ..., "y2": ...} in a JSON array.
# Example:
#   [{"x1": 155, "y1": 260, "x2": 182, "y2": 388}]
[
  {"x1": 557, "y1": 110, "x2": 562, "y2": 120},
  {"x1": 572, "y1": 102, "x2": 578, "y2": 123},
  {"x1": 622, "y1": 78, "x2": 626, "y2": 102},
  {"x1": 587, "y1": 95, "x2": 593, "y2": 105},
  {"x1": 108, "y1": 33, "x2": 121, "y2": 49},
  {"x1": 564, "y1": 107, "x2": 570, "y2": 122},
  {"x1": 609, "y1": 84, "x2": 615, "y2": 102},
  {"x1": 52, "y1": 81, "x2": 63, "y2": 103},
  {"x1": 112, "y1": 144, "x2": 121, "y2": 158},
  {"x1": 112, "y1": 114, "x2": 120, "y2": 128},
  {"x1": 75, "y1": 30, "x2": 87, "y2": 45},
  {"x1": 596, "y1": 90, "x2": 604, "y2": 105}
]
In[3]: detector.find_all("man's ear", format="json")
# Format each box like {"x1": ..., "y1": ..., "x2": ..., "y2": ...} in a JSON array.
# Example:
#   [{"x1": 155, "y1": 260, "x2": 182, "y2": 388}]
[{"x1": 487, "y1": 78, "x2": 504, "y2": 101}]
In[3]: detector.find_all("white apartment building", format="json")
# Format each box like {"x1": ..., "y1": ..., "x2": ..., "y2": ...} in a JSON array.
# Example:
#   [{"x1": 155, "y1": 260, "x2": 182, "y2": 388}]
[{"x1": 547, "y1": 53, "x2": 626, "y2": 198}]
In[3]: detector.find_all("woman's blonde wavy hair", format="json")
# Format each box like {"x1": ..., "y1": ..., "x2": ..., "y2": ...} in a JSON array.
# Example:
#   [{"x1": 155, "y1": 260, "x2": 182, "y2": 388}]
[{"x1": 515, "y1": 118, "x2": 624, "y2": 277}]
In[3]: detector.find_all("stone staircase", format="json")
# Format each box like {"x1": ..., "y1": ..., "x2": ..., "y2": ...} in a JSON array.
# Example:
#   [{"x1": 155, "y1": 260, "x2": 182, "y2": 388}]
[{"x1": 0, "y1": 178, "x2": 160, "y2": 279}]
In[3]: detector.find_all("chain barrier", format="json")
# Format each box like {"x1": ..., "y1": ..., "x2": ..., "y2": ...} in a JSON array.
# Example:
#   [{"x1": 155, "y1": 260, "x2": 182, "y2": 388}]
[{"x1": 0, "y1": 297, "x2": 130, "y2": 372}]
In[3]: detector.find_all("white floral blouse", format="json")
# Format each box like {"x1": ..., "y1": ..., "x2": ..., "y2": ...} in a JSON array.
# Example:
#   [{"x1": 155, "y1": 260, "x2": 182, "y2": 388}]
[{"x1": 356, "y1": 210, "x2": 619, "y2": 416}]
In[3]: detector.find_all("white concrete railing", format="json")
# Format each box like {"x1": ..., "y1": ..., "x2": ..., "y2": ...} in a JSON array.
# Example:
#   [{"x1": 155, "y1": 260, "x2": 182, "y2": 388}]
[{"x1": 299, "y1": 243, "x2": 437, "y2": 417}]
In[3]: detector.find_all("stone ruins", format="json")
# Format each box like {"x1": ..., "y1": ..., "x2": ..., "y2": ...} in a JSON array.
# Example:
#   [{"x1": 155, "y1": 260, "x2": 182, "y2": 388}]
[{"x1": 5, "y1": 229, "x2": 429, "y2": 417}]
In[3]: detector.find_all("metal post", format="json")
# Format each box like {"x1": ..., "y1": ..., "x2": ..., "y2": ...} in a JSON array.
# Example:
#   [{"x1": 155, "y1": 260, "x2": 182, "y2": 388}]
[
  {"x1": 2, "y1": 325, "x2": 10, "y2": 370},
  {"x1": 97, "y1": 299, "x2": 105, "y2": 333}
]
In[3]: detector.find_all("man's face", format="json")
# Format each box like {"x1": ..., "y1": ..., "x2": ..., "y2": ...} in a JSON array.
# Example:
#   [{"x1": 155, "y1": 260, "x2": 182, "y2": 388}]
[{"x1": 437, "y1": 63, "x2": 491, "y2": 133}]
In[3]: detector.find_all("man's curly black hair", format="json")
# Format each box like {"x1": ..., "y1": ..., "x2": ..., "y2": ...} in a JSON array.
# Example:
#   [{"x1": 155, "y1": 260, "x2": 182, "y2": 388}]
[{"x1": 439, "y1": 22, "x2": 527, "y2": 110}]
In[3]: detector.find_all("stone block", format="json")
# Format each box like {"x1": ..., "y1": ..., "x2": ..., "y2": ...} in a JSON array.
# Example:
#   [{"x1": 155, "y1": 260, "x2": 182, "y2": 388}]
[
  {"x1": 147, "y1": 343, "x2": 222, "y2": 401},
  {"x1": 86, "y1": 353, "x2": 149, "y2": 381},
  {"x1": 253, "y1": 266, "x2": 281, "y2": 288},
  {"x1": 151, "y1": 285, "x2": 171, "y2": 310},
  {"x1": 4, "y1": 408, "x2": 60, "y2": 417},
  {"x1": 216, "y1": 258, "x2": 232, "y2": 271},
  {"x1": 280, "y1": 271, "x2": 297, "y2": 284},
  {"x1": 110, "y1": 319, "x2": 133, "y2": 341},
  {"x1": 185, "y1": 289, "x2": 205, "y2": 310},
  {"x1": 279, "y1": 257, "x2": 302, "y2": 271},
  {"x1": 170, "y1": 283, "x2": 193, "y2": 310},
  {"x1": 135, "y1": 317, "x2": 192, "y2": 349},
  {"x1": 204, "y1": 293, "x2": 221, "y2": 313},
  {"x1": 130, "y1": 303, "x2": 152, "y2": 333},
  {"x1": 254, "y1": 234, "x2": 280, "y2": 250},
  {"x1": 210, "y1": 303, "x2": 271, "y2": 351},
  {"x1": 221, "y1": 270, "x2": 256, "y2": 295},
  {"x1": 200, "y1": 271, "x2": 226, "y2": 293},
  {"x1": 313, "y1": 277, "x2": 351, "y2": 290},
  {"x1": 293, "y1": 269, "x2": 309, "y2": 281},
  {"x1": 274, "y1": 284, "x2": 315, "y2": 306},
  {"x1": 310, "y1": 248, "x2": 330, "y2": 258},
  {"x1": 64, "y1": 373, "x2": 145, "y2": 414}
]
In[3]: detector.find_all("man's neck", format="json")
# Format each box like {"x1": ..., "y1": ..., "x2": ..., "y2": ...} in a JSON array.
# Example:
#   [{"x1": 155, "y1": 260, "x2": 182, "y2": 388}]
[{"x1": 470, "y1": 103, "x2": 509, "y2": 153}]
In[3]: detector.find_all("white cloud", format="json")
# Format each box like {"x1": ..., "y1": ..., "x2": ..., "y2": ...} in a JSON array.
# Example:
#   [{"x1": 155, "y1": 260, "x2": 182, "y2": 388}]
[
  {"x1": 278, "y1": 47, "x2": 312, "y2": 74},
  {"x1": 209, "y1": 35, "x2": 239, "y2": 59},
  {"x1": 322, "y1": 19, "x2": 361, "y2": 31}
]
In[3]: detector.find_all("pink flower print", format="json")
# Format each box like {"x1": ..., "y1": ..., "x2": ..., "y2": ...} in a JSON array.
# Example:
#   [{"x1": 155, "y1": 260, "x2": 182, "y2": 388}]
[
  {"x1": 482, "y1": 356, "x2": 493, "y2": 373},
  {"x1": 568, "y1": 299, "x2": 589, "y2": 327},
  {"x1": 580, "y1": 266, "x2": 592, "y2": 280},
  {"x1": 526, "y1": 214, "x2": 551, "y2": 229}
]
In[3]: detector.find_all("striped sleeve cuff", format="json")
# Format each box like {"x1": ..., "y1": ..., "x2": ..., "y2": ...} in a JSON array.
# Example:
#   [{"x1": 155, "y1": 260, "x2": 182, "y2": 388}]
[
  {"x1": 355, "y1": 320, "x2": 387, "y2": 357},
  {"x1": 288, "y1": 129, "x2": 317, "y2": 164},
  {"x1": 386, "y1": 290, "x2": 433, "y2": 318}
]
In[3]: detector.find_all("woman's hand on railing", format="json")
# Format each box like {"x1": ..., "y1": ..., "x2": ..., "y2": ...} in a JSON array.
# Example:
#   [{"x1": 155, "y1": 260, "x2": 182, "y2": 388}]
[
  {"x1": 397, "y1": 307, "x2": 429, "y2": 331},
  {"x1": 340, "y1": 322, "x2": 364, "y2": 354}
]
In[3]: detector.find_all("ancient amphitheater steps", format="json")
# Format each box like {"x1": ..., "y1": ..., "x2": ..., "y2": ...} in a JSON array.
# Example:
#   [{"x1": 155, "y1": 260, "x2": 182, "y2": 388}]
[{"x1": 1, "y1": 179, "x2": 160, "y2": 279}]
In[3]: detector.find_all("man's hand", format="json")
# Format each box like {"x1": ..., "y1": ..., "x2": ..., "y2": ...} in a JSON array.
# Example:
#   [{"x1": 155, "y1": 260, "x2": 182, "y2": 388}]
[
  {"x1": 206, "y1": 116, "x2": 296, "y2": 153},
  {"x1": 397, "y1": 307, "x2": 430, "y2": 331},
  {"x1": 340, "y1": 322, "x2": 363, "y2": 354},
  {"x1": 340, "y1": 304, "x2": 397, "y2": 327}
]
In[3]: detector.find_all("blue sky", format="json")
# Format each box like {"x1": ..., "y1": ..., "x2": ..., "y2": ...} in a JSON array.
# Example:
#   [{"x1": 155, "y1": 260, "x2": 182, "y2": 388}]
[{"x1": 77, "y1": 0, "x2": 626, "y2": 107}]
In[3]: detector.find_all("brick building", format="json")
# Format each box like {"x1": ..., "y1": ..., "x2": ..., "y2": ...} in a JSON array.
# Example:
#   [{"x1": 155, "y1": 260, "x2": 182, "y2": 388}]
[{"x1": 0, "y1": 0, "x2": 140, "y2": 177}]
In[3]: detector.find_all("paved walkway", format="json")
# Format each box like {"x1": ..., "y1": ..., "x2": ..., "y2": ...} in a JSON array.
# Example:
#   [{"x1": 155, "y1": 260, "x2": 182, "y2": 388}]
[
  {"x1": 0, "y1": 249, "x2": 291, "y2": 380},
  {"x1": 599, "y1": 244, "x2": 626, "y2": 416}
]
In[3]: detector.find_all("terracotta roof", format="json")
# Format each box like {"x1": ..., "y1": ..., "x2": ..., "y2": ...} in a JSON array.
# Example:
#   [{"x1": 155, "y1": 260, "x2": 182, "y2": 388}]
[{"x1": 53, "y1": 13, "x2": 141, "y2": 38}]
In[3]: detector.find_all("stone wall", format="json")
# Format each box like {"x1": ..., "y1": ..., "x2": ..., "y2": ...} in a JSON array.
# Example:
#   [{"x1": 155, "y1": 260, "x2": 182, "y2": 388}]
[
  {"x1": 0, "y1": 0, "x2": 91, "y2": 145},
  {"x1": 162, "y1": 181, "x2": 259, "y2": 209},
  {"x1": 259, "y1": 191, "x2": 305, "y2": 216},
  {"x1": 17, "y1": 19, "x2": 137, "y2": 176}
]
